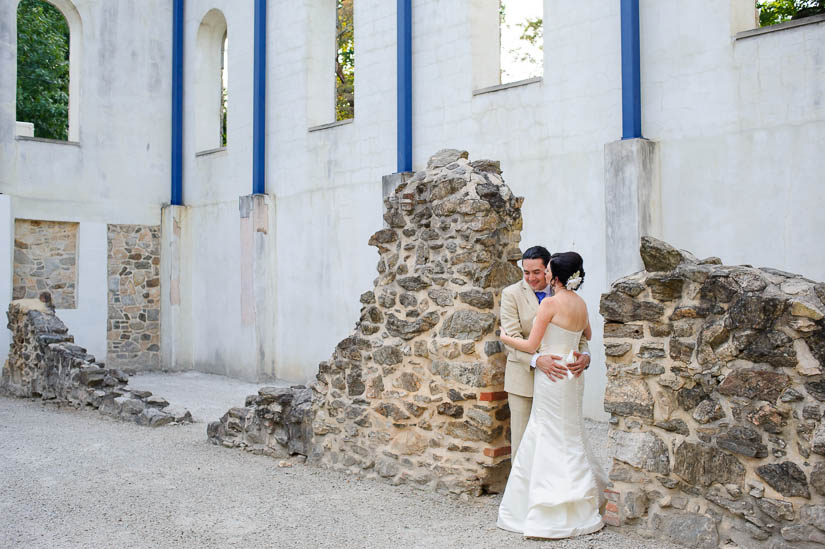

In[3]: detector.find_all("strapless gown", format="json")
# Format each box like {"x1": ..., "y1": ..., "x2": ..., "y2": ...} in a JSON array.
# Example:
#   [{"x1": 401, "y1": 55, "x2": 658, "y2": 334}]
[{"x1": 497, "y1": 323, "x2": 606, "y2": 539}]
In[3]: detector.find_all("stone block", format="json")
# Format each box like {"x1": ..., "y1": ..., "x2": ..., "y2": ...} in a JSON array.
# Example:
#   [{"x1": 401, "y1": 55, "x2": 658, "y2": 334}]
[
  {"x1": 438, "y1": 310, "x2": 496, "y2": 341},
  {"x1": 651, "y1": 512, "x2": 719, "y2": 549},
  {"x1": 718, "y1": 369, "x2": 790, "y2": 403},
  {"x1": 673, "y1": 441, "x2": 745, "y2": 488},
  {"x1": 716, "y1": 425, "x2": 768, "y2": 458},
  {"x1": 608, "y1": 429, "x2": 670, "y2": 474},
  {"x1": 640, "y1": 237, "x2": 689, "y2": 273},
  {"x1": 755, "y1": 461, "x2": 810, "y2": 498},
  {"x1": 604, "y1": 323, "x2": 644, "y2": 339},
  {"x1": 604, "y1": 376, "x2": 654, "y2": 419}
]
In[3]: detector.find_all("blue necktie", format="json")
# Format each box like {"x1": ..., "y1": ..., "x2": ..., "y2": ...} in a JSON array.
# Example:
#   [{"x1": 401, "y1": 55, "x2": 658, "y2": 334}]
[{"x1": 535, "y1": 291, "x2": 546, "y2": 303}]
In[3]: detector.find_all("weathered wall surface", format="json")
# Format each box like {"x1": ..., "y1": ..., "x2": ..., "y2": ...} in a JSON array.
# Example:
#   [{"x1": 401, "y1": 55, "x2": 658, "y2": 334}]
[
  {"x1": 208, "y1": 151, "x2": 523, "y2": 495},
  {"x1": 1, "y1": 1, "x2": 823, "y2": 422},
  {"x1": 1, "y1": 297, "x2": 190, "y2": 427},
  {"x1": 12, "y1": 219, "x2": 78, "y2": 308},
  {"x1": 106, "y1": 224, "x2": 161, "y2": 370},
  {"x1": 601, "y1": 237, "x2": 825, "y2": 548}
]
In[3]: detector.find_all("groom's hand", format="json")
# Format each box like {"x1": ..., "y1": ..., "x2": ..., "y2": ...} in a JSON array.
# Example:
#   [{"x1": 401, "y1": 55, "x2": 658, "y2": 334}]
[
  {"x1": 535, "y1": 354, "x2": 567, "y2": 382},
  {"x1": 568, "y1": 352, "x2": 591, "y2": 378}
]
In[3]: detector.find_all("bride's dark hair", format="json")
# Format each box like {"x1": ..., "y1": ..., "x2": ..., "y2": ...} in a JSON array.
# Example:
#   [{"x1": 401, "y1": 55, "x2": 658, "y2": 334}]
[{"x1": 549, "y1": 252, "x2": 585, "y2": 290}]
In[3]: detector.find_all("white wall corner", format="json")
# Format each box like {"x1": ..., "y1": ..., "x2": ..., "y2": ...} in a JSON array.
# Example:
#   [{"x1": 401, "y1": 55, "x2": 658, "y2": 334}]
[
  {"x1": 0, "y1": 195, "x2": 13, "y2": 367},
  {"x1": 160, "y1": 204, "x2": 194, "y2": 371}
]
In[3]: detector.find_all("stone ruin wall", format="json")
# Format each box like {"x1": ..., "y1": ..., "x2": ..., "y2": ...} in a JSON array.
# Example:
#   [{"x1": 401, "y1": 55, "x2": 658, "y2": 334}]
[
  {"x1": 1, "y1": 296, "x2": 190, "y2": 427},
  {"x1": 13, "y1": 219, "x2": 78, "y2": 309},
  {"x1": 601, "y1": 237, "x2": 825, "y2": 549},
  {"x1": 107, "y1": 224, "x2": 162, "y2": 370},
  {"x1": 209, "y1": 149, "x2": 525, "y2": 494}
]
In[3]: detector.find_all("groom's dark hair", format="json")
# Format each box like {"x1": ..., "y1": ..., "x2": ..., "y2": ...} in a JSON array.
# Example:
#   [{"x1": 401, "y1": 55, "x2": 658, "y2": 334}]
[{"x1": 522, "y1": 246, "x2": 552, "y2": 267}]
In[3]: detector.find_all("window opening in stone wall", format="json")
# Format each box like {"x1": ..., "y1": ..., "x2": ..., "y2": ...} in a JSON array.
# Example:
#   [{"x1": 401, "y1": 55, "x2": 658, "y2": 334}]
[
  {"x1": 195, "y1": 9, "x2": 228, "y2": 152},
  {"x1": 16, "y1": 0, "x2": 70, "y2": 141},
  {"x1": 221, "y1": 31, "x2": 228, "y2": 147},
  {"x1": 499, "y1": 0, "x2": 543, "y2": 85},
  {"x1": 335, "y1": 0, "x2": 354, "y2": 121},
  {"x1": 757, "y1": 0, "x2": 825, "y2": 26}
]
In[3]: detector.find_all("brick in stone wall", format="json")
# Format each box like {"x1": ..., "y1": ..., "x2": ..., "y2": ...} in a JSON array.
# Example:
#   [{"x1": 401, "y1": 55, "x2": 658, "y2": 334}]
[
  {"x1": 12, "y1": 219, "x2": 78, "y2": 309},
  {"x1": 107, "y1": 224, "x2": 161, "y2": 370}
]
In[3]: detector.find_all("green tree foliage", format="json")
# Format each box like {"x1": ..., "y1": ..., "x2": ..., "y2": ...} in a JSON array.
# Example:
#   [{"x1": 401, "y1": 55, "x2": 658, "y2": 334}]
[
  {"x1": 758, "y1": 0, "x2": 825, "y2": 26},
  {"x1": 519, "y1": 17, "x2": 543, "y2": 48},
  {"x1": 16, "y1": 0, "x2": 70, "y2": 141},
  {"x1": 336, "y1": 0, "x2": 354, "y2": 121}
]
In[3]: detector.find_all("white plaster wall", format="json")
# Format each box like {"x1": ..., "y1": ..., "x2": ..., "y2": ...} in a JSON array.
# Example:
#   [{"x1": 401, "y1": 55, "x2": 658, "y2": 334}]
[
  {"x1": 189, "y1": 202, "x2": 256, "y2": 379},
  {"x1": 0, "y1": 0, "x2": 169, "y2": 368},
  {"x1": 0, "y1": 0, "x2": 171, "y2": 225},
  {"x1": 2, "y1": 0, "x2": 824, "y2": 421},
  {"x1": 58, "y1": 221, "x2": 107, "y2": 362},
  {"x1": 181, "y1": 1, "x2": 256, "y2": 379},
  {"x1": 640, "y1": 0, "x2": 825, "y2": 281},
  {"x1": 0, "y1": 196, "x2": 12, "y2": 362},
  {"x1": 267, "y1": 0, "x2": 394, "y2": 382}
]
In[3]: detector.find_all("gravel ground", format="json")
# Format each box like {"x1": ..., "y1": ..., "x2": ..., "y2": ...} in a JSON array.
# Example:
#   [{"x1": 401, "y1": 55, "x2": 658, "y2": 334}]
[
  {"x1": 127, "y1": 371, "x2": 276, "y2": 423},
  {"x1": 0, "y1": 374, "x2": 678, "y2": 549}
]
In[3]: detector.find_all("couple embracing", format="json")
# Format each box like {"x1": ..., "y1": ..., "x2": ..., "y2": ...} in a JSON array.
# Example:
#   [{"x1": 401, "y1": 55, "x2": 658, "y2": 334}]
[{"x1": 496, "y1": 246, "x2": 607, "y2": 539}]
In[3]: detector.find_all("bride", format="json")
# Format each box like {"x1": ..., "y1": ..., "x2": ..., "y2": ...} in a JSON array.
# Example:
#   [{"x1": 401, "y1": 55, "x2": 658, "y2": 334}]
[{"x1": 497, "y1": 252, "x2": 605, "y2": 539}]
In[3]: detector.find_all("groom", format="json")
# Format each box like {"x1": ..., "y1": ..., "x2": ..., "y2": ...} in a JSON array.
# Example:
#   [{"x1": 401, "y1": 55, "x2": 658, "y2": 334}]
[{"x1": 500, "y1": 246, "x2": 591, "y2": 459}]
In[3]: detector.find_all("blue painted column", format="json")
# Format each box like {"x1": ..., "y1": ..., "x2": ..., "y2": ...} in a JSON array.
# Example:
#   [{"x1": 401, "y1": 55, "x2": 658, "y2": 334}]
[
  {"x1": 171, "y1": 0, "x2": 184, "y2": 205},
  {"x1": 253, "y1": 0, "x2": 267, "y2": 194},
  {"x1": 620, "y1": 0, "x2": 642, "y2": 139},
  {"x1": 396, "y1": 0, "x2": 412, "y2": 173}
]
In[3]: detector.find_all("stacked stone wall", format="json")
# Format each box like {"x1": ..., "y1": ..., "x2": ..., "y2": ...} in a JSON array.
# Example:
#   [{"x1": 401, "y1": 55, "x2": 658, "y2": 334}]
[
  {"x1": 13, "y1": 219, "x2": 78, "y2": 309},
  {"x1": 208, "y1": 150, "x2": 524, "y2": 494},
  {"x1": 107, "y1": 224, "x2": 161, "y2": 370},
  {"x1": 1, "y1": 296, "x2": 189, "y2": 427},
  {"x1": 601, "y1": 237, "x2": 825, "y2": 548}
]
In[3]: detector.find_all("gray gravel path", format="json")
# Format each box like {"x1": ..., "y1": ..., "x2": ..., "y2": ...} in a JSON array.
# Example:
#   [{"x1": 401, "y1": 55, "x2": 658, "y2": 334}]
[
  {"x1": 0, "y1": 380, "x2": 677, "y2": 548},
  {"x1": 127, "y1": 370, "x2": 275, "y2": 423}
]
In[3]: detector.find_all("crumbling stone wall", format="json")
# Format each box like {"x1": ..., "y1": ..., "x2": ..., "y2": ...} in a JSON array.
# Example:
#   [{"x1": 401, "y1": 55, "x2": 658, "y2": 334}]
[
  {"x1": 13, "y1": 219, "x2": 78, "y2": 308},
  {"x1": 208, "y1": 149, "x2": 524, "y2": 494},
  {"x1": 1, "y1": 296, "x2": 189, "y2": 427},
  {"x1": 107, "y1": 224, "x2": 161, "y2": 370},
  {"x1": 601, "y1": 237, "x2": 825, "y2": 548}
]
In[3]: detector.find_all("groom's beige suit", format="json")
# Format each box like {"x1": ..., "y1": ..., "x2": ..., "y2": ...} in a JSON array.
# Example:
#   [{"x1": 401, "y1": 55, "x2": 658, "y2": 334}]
[{"x1": 500, "y1": 279, "x2": 590, "y2": 458}]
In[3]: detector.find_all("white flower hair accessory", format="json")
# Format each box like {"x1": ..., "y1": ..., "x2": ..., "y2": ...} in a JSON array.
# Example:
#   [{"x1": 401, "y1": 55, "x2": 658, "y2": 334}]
[{"x1": 566, "y1": 271, "x2": 582, "y2": 291}]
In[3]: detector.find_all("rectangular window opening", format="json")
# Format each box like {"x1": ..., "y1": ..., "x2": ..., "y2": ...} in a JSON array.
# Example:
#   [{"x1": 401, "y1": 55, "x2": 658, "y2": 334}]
[
  {"x1": 499, "y1": 0, "x2": 544, "y2": 85},
  {"x1": 335, "y1": 0, "x2": 354, "y2": 121}
]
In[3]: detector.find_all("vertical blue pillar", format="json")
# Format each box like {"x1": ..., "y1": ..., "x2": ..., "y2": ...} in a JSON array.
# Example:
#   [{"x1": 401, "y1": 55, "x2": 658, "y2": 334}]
[
  {"x1": 171, "y1": 0, "x2": 184, "y2": 205},
  {"x1": 253, "y1": 0, "x2": 267, "y2": 194},
  {"x1": 396, "y1": 0, "x2": 412, "y2": 173},
  {"x1": 620, "y1": 0, "x2": 642, "y2": 139}
]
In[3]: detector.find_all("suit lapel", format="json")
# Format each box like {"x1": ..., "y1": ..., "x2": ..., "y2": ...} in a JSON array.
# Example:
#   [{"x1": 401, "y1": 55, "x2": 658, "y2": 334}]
[{"x1": 520, "y1": 279, "x2": 539, "y2": 318}]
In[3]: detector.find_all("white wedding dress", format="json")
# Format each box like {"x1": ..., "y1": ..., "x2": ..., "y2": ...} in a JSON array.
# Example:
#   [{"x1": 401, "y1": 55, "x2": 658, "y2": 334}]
[{"x1": 497, "y1": 323, "x2": 606, "y2": 539}]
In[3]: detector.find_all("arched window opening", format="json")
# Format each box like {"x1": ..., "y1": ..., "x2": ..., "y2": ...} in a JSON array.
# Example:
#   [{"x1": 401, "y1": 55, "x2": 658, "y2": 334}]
[
  {"x1": 335, "y1": 0, "x2": 354, "y2": 121},
  {"x1": 221, "y1": 31, "x2": 228, "y2": 147},
  {"x1": 16, "y1": 0, "x2": 71, "y2": 141},
  {"x1": 195, "y1": 9, "x2": 228, "y2": 152},
  {"x1": 499, "y1": 0, "x2": 543, "y2": 84}
]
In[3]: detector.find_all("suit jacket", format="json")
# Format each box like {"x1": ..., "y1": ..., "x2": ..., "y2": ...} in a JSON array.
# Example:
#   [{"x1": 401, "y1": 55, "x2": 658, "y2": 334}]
[{"x1": 500, "y1": 279, "x2": 591, "y2": 397}]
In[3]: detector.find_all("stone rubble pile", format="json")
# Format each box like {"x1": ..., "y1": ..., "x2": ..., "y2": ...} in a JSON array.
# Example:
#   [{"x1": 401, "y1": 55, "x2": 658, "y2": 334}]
[
  {"x1": 602, "y1": 237, "x2": 825, "y2": 548},
  {"x1": 208, "y1": 149, "x2": 524, "y2": 494},
  {"x1": 1, "y1": 296, "x2": 191, "y2": 427}
]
